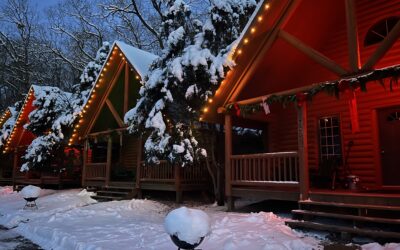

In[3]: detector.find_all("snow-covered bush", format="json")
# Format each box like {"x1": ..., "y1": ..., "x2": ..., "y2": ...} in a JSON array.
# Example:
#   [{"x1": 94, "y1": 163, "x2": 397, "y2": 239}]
[
  {"x1": 164, "y1": 206, "x2": 211, "y2": 245},
  {"x1": 20, "y1": 185, "x2": 41, "y2": 199},
  {"x1": 125, "y1": 0, "x2": 259, "y2": 166}
]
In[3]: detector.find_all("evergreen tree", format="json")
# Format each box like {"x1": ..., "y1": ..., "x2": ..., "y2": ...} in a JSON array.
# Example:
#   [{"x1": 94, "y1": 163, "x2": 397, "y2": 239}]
[{"x1": 125, "y1": 0, "x2": 259, "y2": 166}]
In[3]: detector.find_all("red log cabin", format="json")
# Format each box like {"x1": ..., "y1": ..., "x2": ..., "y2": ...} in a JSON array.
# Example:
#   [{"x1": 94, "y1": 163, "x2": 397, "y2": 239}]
[
  {"x1": 71, "y1": 41, "x2": 210, "y2": 202},
  {"x1": 0, "y1": 108, "x2": 15, "y2": 185},
  {"x1": 3, "y1": 85, "x2": 82, "y2": 189},
  {"x1": 204, "y1": 0, "x2": 400, "y2": 239}
]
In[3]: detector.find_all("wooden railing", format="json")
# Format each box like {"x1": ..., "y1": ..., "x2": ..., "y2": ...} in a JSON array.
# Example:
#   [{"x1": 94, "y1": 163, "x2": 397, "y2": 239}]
[
  {"x1": 85, "y1": 163, "x2": 107, "y2": 180},
  {"x1": 139, "y1": 160, "x2": 209, "y2": 183},
  {"x1": 231, "y1": 152, "x2": 299, "y2": 186}
]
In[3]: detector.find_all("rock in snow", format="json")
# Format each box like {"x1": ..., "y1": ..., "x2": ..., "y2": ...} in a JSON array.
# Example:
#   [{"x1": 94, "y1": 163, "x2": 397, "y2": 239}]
[
  {"x1": 20, "y1": 185, "x2": 41, "y2": 199},
  {"x1": 164, "y1": 206, "x2": 211, "y2": 245}
]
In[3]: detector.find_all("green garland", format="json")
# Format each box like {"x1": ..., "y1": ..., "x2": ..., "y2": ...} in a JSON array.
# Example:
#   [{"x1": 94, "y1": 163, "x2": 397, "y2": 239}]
[{"x1": 226, "y1": 65, "x2": 400, "y2": 116}]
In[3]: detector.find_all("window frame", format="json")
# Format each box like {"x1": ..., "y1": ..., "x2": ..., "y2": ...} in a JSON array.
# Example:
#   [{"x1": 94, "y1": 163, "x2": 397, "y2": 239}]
[{"x1": 317, "y1": 114, "x2": 344, "y2": 162}]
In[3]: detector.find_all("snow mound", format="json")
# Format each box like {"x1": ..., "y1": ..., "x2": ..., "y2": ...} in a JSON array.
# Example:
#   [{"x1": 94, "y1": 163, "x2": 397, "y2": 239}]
[
  {"x1": 164, "y1": 206, "x2": 211, "y2": 245},
  {"x1": 128, "y1": 199, "x2": 168, "y2": 215},
  {"x1": 20, "y1": 185, "x2": 41, "y2": 199},
  {"x1": 0, "y1": 186, "x2": 14, "y2": 196},
  {"x1": 362, "y1": 242, "x2": 400, "y2": 250}
]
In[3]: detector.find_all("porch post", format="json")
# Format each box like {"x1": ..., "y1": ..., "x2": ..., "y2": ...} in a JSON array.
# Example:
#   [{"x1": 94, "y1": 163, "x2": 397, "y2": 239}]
[
  {"x1": 297, "y1": 103, "x2": 309, "y2": 200},
  {"x1": 135, "y1": 137, "x2": 142, "y2": 198},
  {"x1": 12, "y1": 148, "x2": 18, "y2": 190},
  {"x1": 106, "y1": 135, "x2": 112, "y2": 186},
  {"x1": 82, "y1": 139, "x2": 88, "y2": 187},
  {"x1": 175, "y1": 165, "x2": 182, "y2": 203},
  {"x1": 224, "y1": 114, "x2": 233, "y2": 210}
]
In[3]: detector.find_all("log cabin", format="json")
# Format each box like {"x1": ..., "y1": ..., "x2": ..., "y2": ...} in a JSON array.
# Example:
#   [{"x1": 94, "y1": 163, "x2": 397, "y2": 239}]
[
  {"x1": 203, "y1": 0, "x2": 400, "y2": 239},
  {"x1": 0, "y1": 108, "x2": 15, "y2": 185},
  {"x1": 2, "y1": 85, "x2": 81, "y2": 189},
  {"x1": 70, "y1": 41, "x2": 210, "y2": 202}
]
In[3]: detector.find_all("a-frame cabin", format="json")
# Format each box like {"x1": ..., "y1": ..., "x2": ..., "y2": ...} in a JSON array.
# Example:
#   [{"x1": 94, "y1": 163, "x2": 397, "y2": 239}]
[
  {"x1": 0, "y1": 108, "x2": 16, "y2": 185},
  {"x1": 71, "y1": 41, "x2": 210, "y2": 202},
  {"x1": 204, "y1": 0, "x2": 400, "y2": 239},
  {"x1": 3, "y1": 85, "x2": 82, "y2": 189}
]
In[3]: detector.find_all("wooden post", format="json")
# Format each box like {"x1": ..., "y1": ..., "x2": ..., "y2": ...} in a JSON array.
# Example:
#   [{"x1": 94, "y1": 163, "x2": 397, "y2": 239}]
[
  {"x1": 297, "y1": 103, "x2": 309, "y2": 201},
  {"x1": 175, "y1": 165, "x2": 182, "y2": 203},
  {"x1": 225, "y1": 114, "x2": 233, "y2": 210},
  {"x1": 12, "y1": 148, "x2": 18, "y2": 190},
  {"x1": 82, "y1": 139, "x2": 88, "y2": 187},
  {"x1": 106, "y1": 135, "x2": 112, "y2": 187},
  {"x1": 135, "y1": 137, "x2": 143, "y2": 199},
  {"x1": 345, "y1": 0, "x2": 360, "y2": 72}
]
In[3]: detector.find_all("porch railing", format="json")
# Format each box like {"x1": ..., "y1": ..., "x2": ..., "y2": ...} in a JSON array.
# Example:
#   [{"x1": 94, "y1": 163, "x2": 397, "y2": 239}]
[
  {"x1": 139, "y1": 160, "x2": 209, "y2": 184},
  {"x1": 85, "y1": 163, "x2": 107, "y2": 180},
  {"x1": 230, "y1": 152, "x2": 299, "y2": 187}
]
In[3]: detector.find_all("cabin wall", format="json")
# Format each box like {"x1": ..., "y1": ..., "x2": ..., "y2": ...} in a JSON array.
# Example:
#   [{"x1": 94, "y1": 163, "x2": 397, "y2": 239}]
[
  {"x1": 323, "y1": 0, "x2": 400, "y2": 71},
  {"x1": 267, "y1": 79, "x2": 400, "y2": 188},
  {"x1": 121, "y1": 135, "x2": 139, "y2": 170}
]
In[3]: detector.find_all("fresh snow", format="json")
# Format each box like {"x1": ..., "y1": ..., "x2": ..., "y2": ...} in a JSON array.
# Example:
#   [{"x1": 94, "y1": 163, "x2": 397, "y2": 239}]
[
  {"x1": 0, "y1": 188, "x2": 398, "y2": 250},
  {"x1": 164, "y1": 206, "x2": 211, "y2": 244}
]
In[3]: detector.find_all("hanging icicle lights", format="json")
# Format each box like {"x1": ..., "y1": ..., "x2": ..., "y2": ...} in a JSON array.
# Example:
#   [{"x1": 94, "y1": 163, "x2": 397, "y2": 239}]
[
  {"x1": 199, "y1": 2, "x2": 271, "y2": 121},
  {"x1": 68, "y1": 45, "x2": 140, "y2": 146}
]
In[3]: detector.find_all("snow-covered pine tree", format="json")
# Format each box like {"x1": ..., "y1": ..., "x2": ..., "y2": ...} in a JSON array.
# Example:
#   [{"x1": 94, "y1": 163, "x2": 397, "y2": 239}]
[
  {"x1": 125, "y1": 0, "x2": 259, "y2": 166},
  {"x1": 21, "y1": 42, "x2": 111, "y2": 171}
]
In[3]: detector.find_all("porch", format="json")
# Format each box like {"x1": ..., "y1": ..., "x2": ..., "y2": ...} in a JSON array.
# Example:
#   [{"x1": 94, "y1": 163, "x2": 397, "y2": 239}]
[{"x1": 82, "y1": 131, "x2": 210, "y2": 202}]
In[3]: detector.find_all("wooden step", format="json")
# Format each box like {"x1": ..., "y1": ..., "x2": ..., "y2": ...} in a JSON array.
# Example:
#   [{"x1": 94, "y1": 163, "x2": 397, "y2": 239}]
[
  {"x1": 103, "y1": 186, "x2": 135, "y2": 191},
  {"x1": 96, "y1": 191, "x2": 129, "y2": 196},
  {"x1": 292, "y1": 209, "x2": 400, "y2": 224},
  {"x1": 299, "y1": 200, "x2": 400, "y2": 212},
  {"x1": 286, "y1": 220, "x2": 400, "y2": 240},
  {"x1": 91, "y1": 195, "x2": 123, "y2": 201}
]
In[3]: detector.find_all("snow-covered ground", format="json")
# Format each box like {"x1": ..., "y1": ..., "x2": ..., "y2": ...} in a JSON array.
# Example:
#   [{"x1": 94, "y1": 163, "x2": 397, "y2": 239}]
[{"x1": 0, "y1": 186, "x2": 397, "y2": 250}]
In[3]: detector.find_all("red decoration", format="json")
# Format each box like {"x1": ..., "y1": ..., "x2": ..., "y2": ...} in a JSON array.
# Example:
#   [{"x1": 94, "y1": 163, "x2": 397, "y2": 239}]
[
  {"x1": 233, "y1": 103, "x2": 241, "y2": 116},
  {"x1": 348, "y1": 91, "x2": 360, "y2": 134},
  {"x1": 296, "y1": 92, "x2": 307, "y2": 107}
]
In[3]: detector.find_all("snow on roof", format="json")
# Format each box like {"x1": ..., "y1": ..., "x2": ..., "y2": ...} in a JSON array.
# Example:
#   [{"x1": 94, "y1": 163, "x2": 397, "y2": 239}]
[{"x1": 115, "y1": 41, "x2": 158, "y2": 78}]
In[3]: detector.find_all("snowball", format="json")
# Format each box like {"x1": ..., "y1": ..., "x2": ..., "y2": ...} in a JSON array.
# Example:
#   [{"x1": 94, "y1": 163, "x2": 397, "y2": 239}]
[
  {"x1": 164, "y1": 207, "x2": 211, "y2": 245},
  {"x1": 20, "y1": 185, "x2": 41, "y2": 199}
]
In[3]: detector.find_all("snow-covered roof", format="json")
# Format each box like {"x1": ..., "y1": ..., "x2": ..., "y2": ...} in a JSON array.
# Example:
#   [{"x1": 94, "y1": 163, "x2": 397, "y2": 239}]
[{"x1": 114, "y1": 41, "x2": 158, "y2": 78}]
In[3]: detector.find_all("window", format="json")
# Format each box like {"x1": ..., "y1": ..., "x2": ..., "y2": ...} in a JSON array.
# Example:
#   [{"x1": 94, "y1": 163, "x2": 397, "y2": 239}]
[
  {"x1": 387, "y1": 111, "x2": 400, "y2": 122},
  {"x1": 319, "y1": 116, "x2": 342, "y2": 161},
  {"x1": 364, "y1": 17, "x2": 400, "y2": 47}
]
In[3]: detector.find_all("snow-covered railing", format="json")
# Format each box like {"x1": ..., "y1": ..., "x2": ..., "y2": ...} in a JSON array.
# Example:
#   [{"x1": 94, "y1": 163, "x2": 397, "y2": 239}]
[
  {"x1": 85, "y1": 163, "x2": 107, "y2": 180},
  {"x1": 231, "y1": 152, "x2": 299, "y2": 186}
]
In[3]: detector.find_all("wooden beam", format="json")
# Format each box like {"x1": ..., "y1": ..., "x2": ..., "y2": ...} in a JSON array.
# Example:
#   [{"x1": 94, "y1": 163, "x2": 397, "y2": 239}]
[
  {"x1": 345, "y1": 0, "x2": 361, "y2": 72},
  {"x1": 362, "y1": 19, "x2": 400, "y2": 70},
  {"x1": 12, "y1": 149, "x2": 18, "y2": 190},
  {"x1": 227, "y1": 0, "x2": 302, "y2": 104},
  {"x1": 105, "y1": 135, "x2": 112, "y2": 186},
  {"x1": 297, "y1": 103, "x2": 309, "y2": 200},
  {"x1": 124, "y1": 62, "x2": 129, "y2": 114},
  {"x1": 279, "y1": 30, "x2": 348, "y2": 76},
  {"x1": 86, "y1": 60, "x2": 125, "y2": 135},
  {"x1": 224, "y1": 114, "x2": 233, "y2": 210},
  {"x1": 105, "y1": 99, "x2": 125, "y2": 128},
  {"x1": 174, "y1": 165, "x2": 182, "y2": 203}
]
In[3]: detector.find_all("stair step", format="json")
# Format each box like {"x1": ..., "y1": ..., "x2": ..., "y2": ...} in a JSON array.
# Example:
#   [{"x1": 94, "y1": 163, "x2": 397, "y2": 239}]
[
  {"x1": 286, "y1": 220, "x2": 400, "y2": 240},
  {"x1": 96, "y1": 191, "x2": 129, "y2": 196},
  {"x1": 91, "y1": 195, "x2": 123, "y2": 201},
  {"x1": 102, "y1": 186, "x2": 135, "y2": 191},
  {"x1": 300, "y1": 200, "x2": 400, "y2": 212},
  {"x1": 292, "y1": 209, "x2": 400, "y2": 224}
]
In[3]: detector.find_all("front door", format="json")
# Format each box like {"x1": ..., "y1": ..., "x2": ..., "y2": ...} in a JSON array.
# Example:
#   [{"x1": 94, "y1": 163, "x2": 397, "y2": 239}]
[{"x1": 378, "y1": 107, "x2": 400, "y2": 186}]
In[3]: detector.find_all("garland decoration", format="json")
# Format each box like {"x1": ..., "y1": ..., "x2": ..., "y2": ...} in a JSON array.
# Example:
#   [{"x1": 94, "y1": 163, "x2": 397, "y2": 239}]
[{"x1": 225, "y1": 65, "x2": 400, "y2": 117}]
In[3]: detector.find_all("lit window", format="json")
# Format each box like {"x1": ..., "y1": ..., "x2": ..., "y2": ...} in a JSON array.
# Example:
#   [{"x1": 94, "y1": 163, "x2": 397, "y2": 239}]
[
  {"x1": 319, "y1": 116, "x2": 342, "y2": 161},
  {"x1": 364, "y1": 17, "x2": 400, "y2": 47}
]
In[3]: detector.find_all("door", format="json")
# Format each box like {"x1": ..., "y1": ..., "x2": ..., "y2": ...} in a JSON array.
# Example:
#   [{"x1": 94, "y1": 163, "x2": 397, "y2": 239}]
[{"x1": 378, "y1": 107, "x2": 400, "y2": 186}]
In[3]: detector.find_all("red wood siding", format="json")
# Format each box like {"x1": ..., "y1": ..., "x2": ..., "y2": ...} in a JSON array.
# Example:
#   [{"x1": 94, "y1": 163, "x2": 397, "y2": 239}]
[{"x1": 268, "y1": 80, "x2": 400, "y2": 188}]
